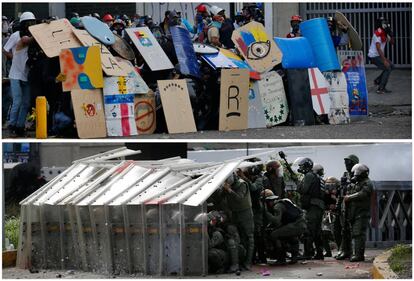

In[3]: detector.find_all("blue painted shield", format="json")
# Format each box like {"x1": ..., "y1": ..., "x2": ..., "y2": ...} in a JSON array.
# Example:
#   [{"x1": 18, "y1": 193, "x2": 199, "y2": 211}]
[
  {"x1": 81, "y1": 16, "x2": 115, "y2": 45},
  {"x1": 170, "y1": 26, "x2": 201, "y2": 78}
]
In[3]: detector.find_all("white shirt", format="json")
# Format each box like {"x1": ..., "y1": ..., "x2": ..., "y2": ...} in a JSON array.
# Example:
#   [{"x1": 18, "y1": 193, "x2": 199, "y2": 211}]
[
  {"x1": 368, "y1": 33, "x2": 386, "y2": 58},
  {"x1": 3, "y1": 31, "x2": 29, "y2": 81}
]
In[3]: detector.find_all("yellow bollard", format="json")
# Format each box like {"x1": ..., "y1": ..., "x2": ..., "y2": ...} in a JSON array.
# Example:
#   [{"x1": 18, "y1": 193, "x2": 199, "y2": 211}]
[{"x1": 36, "y1": 96, "x2": 47, "y2": 139}]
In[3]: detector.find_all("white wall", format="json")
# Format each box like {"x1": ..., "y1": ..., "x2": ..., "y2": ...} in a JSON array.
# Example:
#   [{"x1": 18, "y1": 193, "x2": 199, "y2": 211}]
[{"x1": 188, "y1": 143, "x2": 412, "y2": 181}]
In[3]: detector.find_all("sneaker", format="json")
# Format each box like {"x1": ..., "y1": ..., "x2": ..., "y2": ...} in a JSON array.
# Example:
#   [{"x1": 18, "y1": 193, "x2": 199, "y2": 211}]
[
  {"x1": 376, "y1": 89, "x2": 385, "y2": 94},
  {"x1": 14, "y1": 127, "x2": 27, "y2": 137},
  {"x1": 7, "y1": 125, "x2": 16, "y2": 134},
  {"x1": 382, "y1": 88, "x2": 392, "y2": 93}
]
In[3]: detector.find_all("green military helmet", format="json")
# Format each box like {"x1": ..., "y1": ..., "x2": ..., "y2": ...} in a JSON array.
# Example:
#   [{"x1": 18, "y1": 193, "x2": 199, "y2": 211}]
[
  {"x1": 344, "y1": 154, "x2": 359, "y2": 165},
  {"x1": 351, "y1": 164, "x2": 369, "y2": 176}
]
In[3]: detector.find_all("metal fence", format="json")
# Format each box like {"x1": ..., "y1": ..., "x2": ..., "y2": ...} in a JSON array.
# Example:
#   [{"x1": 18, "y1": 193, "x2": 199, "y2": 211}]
[
  {"x1": 367, "y1": 181, "x2": 412, "y2": 247},
  {"x1": 300, "y1": 3, "x2": 412, "y2": 68}
]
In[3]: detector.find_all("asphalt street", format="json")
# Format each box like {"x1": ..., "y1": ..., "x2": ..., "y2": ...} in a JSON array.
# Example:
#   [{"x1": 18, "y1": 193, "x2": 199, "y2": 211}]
[
  {"x1": 2, "y1": 249, "x2": 383, "y2": 279},
  {"x1": 2, "y1": 69, "x2": 411, "y2": 140}
]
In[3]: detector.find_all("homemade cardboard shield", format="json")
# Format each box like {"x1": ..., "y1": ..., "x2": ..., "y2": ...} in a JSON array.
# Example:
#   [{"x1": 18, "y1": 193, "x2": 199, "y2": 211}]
[
  {"x1": 134, "y1": 91, "x2": 156, "y2": 134},
  {"x1": 126, "y1": 27, "x2": 174, "y2": 71},
  {"x1": 81, "y1": 16, "x2": 115, "y2": 45},
  {"x1": 59, "y1": 46, "x2": 104, "y2": 91},
  {"x1": 232, "y1": 21, "x2": 282, "y2": 73},
  {"x1": 258, "y1": 71, "x2": 289, "y2": 126},
  {"x1": 71, "y1": 89, "x2": 107, "y2": 138},
  {"x1": 28, "y1": 18, "x2": 82, "y2": 58},
  {"x1": 308, "y1": 68, "x2": 331, "y2": 115},
  {"x1": 112, "y1": 33, "x2": 136, "y2": 61},
  {"x1": 170, "y1": 26, "x2": 201, "y2": 78},
  {"x1": 219, "y1": 69, "x2": 250, "y2": 131},
  {"x1": 248, "y1": 81, "x2": 266, "y2": 129},
  {"x1": 158, "y1": 80, "x2": 197, "y2": 134},
  {"x1": 113, "y1": 57, "x2": 150, "y2": 94},
  {"x1": 286, "y1": 69, "x2": 315, "y2": 126},
  {"x1": 338, "y1": 50, "x2": 368, "y2": 117},
  {"x1": 73, "y1": 29, "x2": 128, "y2": 77},
  {"x1": 103, "y1": 76, "x2": 138, "y2": 136},
  {"x1": 335, "y1": 11, "x2": 363, "y2": 50},
  {"x1": 323, "y1": 71, "x2": 350, "y2": 125}
]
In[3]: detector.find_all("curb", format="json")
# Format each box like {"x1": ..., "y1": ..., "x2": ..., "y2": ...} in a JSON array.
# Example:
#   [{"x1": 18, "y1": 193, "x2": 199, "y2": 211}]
[
  {"x1": 2, "y1": 250, "x2": 17, "y2": 268},
  {"x1": 371, "y1": 249, "x2": 399, "y2": 279}
]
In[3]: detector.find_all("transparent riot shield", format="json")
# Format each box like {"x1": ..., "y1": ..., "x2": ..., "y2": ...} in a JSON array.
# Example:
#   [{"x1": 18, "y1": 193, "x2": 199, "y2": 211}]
[
  {"x1": 16, "y1": 205, "x2": 28, "y2": 269},
  {"x1": 125, "y1": 204, "x2": 145, "y2": 275},
  {"x1": 41, "y1": 204, "x2": 62, "y2": 269},
  {"x1": 143, "y1": 204, "x2": 161, "y2": 275},
  {"x1": 160, "y1": 203, "x2": 182, "y2": 276},
  {"x1": 61, "y1": 205, "x2": 81, "y2": 269},
  {"x1": 28, "y1": 205, "x2": 45, "y2": 269},
  {"x1": 182, "y1": 203, "x2": 208, "y2": 276},
  {"x1": 90, "y1": 205, "x2": 112, "y2": 274},
  {"x1": 108, "y1": 205, "x2": 130, "y2": 275}
]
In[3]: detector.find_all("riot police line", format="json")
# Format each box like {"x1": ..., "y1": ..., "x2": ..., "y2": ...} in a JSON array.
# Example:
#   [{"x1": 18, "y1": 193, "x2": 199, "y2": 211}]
[{"x1": 205, "y1": 152, "x2": 372, "y2": 275}]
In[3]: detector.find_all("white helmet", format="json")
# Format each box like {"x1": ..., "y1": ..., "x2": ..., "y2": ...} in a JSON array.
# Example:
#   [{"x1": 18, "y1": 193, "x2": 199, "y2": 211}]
[
  {"x1": 20, "y1": 11, "x2": 36, "y2": 23},
  {"x1": 209, "y1": 5, "x2": 224, "y2": 16}
]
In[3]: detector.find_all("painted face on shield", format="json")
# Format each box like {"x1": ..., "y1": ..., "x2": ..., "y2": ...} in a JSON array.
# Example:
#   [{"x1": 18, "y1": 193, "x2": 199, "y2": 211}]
[{"x1": 247, "y1": 40, "x2": 270, "y2": 60}]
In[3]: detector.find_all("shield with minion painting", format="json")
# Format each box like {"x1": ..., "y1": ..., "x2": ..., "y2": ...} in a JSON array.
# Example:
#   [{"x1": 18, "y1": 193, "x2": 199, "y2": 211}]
[
  {"x1": 59, "y1": 46, "x2": 104, "y2": 91},
  {"x1": 232, "y1": 21, "x2": 282, "y2": 74}
]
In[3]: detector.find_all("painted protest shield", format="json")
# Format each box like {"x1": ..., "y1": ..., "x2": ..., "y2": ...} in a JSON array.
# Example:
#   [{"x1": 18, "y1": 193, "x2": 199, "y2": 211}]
[
  {"x1": 308, "y1": 68, "x2": 331, "y2": 115},
  {"x1": 170, "y1": 26, "x2": 201, "y2": 78},
  {"x1": 232, "y1": 21, "x2": 282, "y2": 73},
  {"x1": 193, "y1": 43, "x2": 219, "y2": 54},
  {"x1": 112, "y1": 33, "x2": 136, "y2": 61},
  {"x1": 29, "y1": 19, "x2": 81, "y2": 58},
  {"x1": 134, "y1": 91, "x2": 156, "y2": 135},
  {"x1": 219, "y1": 69, "x2": 250, "y2": 131},
  {"x1": 113, "y1": 57, "x2": 150, "y2": 94},
  {"x1": 258, "y1": 71, "x2": 289, "y2": 127},
  {"x1": 71, "y1": 89, "x2": 107, "y2": 138},
  {"x1": 335, "y1": 11, "x2": 363, "y2": 50},
  {"x1": 158, "y1": 80, "x2": 197, "y2": 134},
  {"x1": 59, "y1": 46, "x2": 104, "y2": 91},
  {"x1": 81, "y1": 16, "x2": 115, "y2": 45},
  {"x1": 338, "y1": 50, "x2": 368, "y2": 117},
  {"x1": 103, "y1": 76, "x2": 138, "y2": 137},
  {"x1": 286, "y1": 69, "x2": 315, "y2": 126},
  {"x1": 73, "y1": 29, "x2": 128, "y2": 77},
  {"x1": 248, "y1": 81, "x2": 266, "y2": 129},
  {"x1": 323, "y1": 71, "x2": 350, "y2": 125},
  {"x1": 126, "y1": 27, "x2": 174, "y2": 71}
]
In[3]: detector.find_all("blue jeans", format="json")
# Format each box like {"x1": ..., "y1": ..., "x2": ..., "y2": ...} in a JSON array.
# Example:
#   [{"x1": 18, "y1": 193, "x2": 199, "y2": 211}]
[
  {"x1": 370, "y1": 56, "x2": 394, "y2": 89},
  {"x1": 9, "y1": 79, "x2": 31, "y2": 128}
]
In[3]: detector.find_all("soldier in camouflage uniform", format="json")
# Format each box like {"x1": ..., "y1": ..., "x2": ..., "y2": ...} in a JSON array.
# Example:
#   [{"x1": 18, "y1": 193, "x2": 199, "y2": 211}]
[
  {"x1": 264, "y1": 160, "x2": 286, "y2": 198},
  {"x1": 343, "y1": 164, "x2": 373, "y2": 262},
  {"x1": 237, "y1": 161, "x2": 267, "y2": 264},
  {"x1": 295, "y1": 157, "x2": 325, "y2": 260},
  {"x1": 207, "y1": 210, "x2": 246, "y2": 275},
  {"x1": 222, "y1": 173, "x2": 255, "y2": 270},
  {"x1": 264, "y1": 190, "x2": 307, "y2": 265},
  {"x1": 336, "y1": 154, "x2": 359, "y2": 260},
  {"x1": 321, "y1": 177, "x2": 340, "y2": 257}
]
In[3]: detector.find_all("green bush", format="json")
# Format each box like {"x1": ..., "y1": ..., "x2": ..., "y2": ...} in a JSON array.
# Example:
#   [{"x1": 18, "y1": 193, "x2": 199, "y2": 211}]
[
  {"x1": 388, "y1": 244, "x2": 412, "y2": 275},
  {"x1": 4, "y1": 216, "x2": 20, "y2": 249}
]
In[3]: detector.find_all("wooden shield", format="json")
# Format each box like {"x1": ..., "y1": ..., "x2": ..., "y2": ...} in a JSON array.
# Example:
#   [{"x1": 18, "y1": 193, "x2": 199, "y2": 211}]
[
  {"x1": 134, "y1": 91, "x2": 156, "y2": 134},
  {"x1": 73, "y1": 29, "x2": 128, "y2": 76},
  {"x1": 219, "y1": 68, "x2": 250, "y2": 131},
  {"x1": 323, "y1": 71, "x2": 350, "y2": 125},
  {"x1": 71, "y1": 89, "x2": 107, "y2": 138},
  {"x1": 158, "y1": 79, "x2": 197, "y2": 134},
  {"x1": 111, "y1": 33, "x2": 136, "y2": 61},
  {"x1": 308, "y1": 68, "x2": 331, "y2": 115},
  {"x1": 248, "y1": 81, "x2": 266, "y2": 129},
  {"x1": 232, "y1": 21, "x2": 282, "y2": 73},
  {"x1": 335, "y1": 11, "x2": 363, "y2": 50},
  {"x1": 29, "y1": 18, "x2": 81, "y2": 58}
]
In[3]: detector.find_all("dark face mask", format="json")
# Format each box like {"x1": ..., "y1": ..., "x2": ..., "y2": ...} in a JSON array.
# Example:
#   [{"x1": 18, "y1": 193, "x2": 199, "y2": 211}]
[{"x1": 345, "y1": 160, "x2": 354, "y2": 172}]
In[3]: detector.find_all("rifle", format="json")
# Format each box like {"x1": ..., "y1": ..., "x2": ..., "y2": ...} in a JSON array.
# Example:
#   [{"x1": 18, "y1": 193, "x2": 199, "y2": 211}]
[{"x1": 278, "y1": 151, "x2": 298, "y2": 184}]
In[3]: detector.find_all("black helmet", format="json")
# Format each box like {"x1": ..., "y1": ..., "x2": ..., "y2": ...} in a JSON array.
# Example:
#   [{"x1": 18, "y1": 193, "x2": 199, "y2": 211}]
[
  {"x1": 70, "y1": 12, "x2": 79, "y2": 18},
  {"x1": 294, "y1": 157, "x2": 313, "y2": 174}
]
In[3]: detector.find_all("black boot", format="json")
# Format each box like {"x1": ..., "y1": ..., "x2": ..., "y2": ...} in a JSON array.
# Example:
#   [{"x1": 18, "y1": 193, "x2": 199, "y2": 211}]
[{"x1": 335, "y1": 251, "x2": 351, "y2": 260}]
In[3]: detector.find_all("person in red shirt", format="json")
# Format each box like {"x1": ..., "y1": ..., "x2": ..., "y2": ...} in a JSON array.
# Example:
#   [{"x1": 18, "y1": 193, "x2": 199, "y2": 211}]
[{"x1": 286, "y1": 15, "x2": 302, "y2": 38}]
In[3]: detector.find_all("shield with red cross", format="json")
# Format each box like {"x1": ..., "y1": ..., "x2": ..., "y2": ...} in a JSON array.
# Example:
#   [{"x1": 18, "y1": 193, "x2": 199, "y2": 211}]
[{"x1": 308, "y1": 68, "x2": 331, "y2": 115}]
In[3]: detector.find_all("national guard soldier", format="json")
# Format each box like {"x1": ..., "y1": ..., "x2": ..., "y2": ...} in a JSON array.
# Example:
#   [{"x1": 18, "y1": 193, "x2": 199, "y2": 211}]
[
  {"x1": 222, "y1": 173, "x2": 255, "y2": 270},
  {"x1": 295, "y1": 157, "x2": 325, "y2": 260},
  {"x1": 343, "y1": 164, "x2": 373, "y2": 262},
  {"x1": 264, "y1": 160, "x2": 286, "y2": 198},
  {"x1": 321, "y1": 176, "x2": 340, "y2": 257},
  {"x1": 264, "y1": 190, "x2": 307, "y2": 265},
  {"x1": 237, "y1": 160, "x2": 267, "y2": 265},
  {"x1": 336, "y1": 154, "x2": 359, "y2": 260}
]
